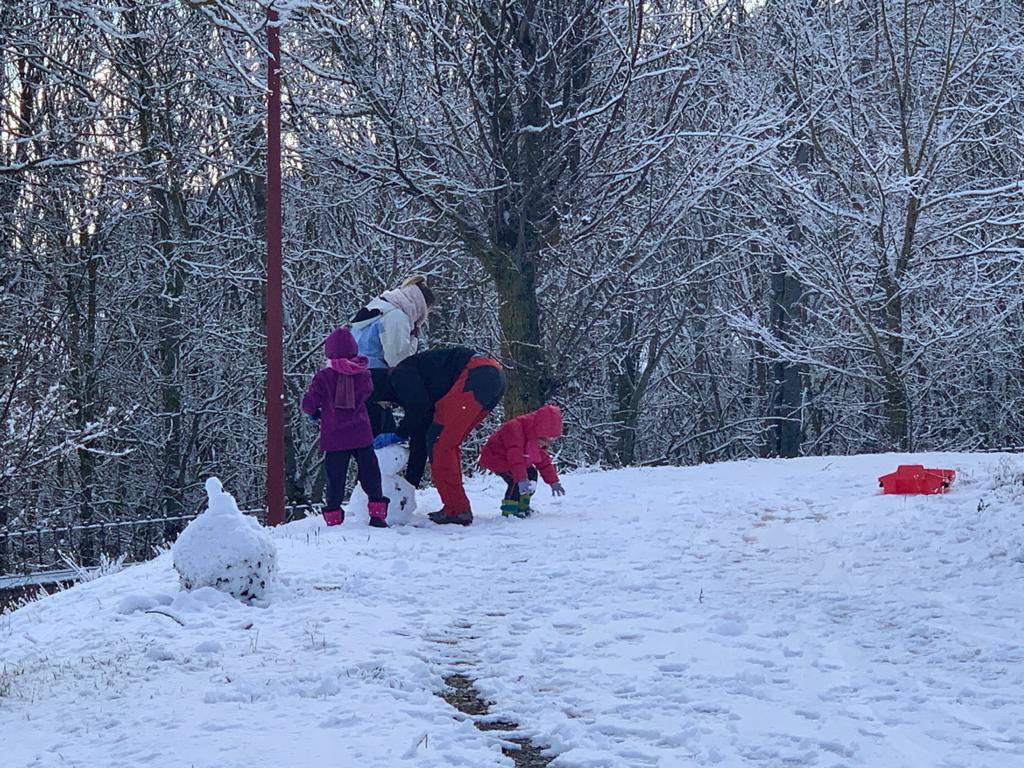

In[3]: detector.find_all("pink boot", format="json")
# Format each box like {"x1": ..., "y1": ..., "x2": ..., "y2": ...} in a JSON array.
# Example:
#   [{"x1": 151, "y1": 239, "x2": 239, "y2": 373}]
[
  {"x1": 367, "y1": 498, "x2": 389, "y2": 529},
  {"x1": 322, "y1": 508, "x2": 344, "y2": 527}
]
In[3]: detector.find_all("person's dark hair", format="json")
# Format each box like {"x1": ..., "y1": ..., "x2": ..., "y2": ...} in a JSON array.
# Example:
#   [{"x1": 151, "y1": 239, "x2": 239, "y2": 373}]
[
  {"x1": 417, "y1": 283, "x2": 436, "y2": 307},
  {"x1": 400, "y1": 274, "x2": 436, "y2": 308}
]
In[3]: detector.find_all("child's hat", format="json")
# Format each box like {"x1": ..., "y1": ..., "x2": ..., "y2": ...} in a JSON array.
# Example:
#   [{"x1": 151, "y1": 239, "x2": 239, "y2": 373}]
[
  {"x1": 324, "y1": 326, "x2": 358, "y2": 359},
  {"x1": 533, "y1": 404, "x2": 563, "y2": 438}
]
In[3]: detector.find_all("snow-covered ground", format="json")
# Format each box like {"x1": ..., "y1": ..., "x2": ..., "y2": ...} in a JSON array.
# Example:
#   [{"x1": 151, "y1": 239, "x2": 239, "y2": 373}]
[{"x1": 3, "y1": 453, "x2": 1023, "y2": 767}]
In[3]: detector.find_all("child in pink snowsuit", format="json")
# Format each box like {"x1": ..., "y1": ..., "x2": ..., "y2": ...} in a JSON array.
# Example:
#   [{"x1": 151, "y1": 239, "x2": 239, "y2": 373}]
[{"x1": 301, "y1": 326, "x2": 389, "y2": 527}]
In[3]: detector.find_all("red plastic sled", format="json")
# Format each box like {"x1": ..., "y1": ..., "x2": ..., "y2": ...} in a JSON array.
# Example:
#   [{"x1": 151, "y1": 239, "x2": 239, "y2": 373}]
[{"x1": 878, "y1": 465, "x2": 956, "y2": 495}]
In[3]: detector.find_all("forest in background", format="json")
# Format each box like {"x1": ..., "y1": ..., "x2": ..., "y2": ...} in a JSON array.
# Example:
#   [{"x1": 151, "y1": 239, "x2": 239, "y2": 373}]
[{"x1": 2, "y1": 0, "x2": 1023, "y2": 531}]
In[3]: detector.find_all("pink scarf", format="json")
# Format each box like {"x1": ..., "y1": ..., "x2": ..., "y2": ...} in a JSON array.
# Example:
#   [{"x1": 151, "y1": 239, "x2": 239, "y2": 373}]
[
  {"x1": 328, "y1": 355, "x2": 369, "y2": 409},
  {"x1": 381, "y1": 285, "x2": 429, "y2": 329}
]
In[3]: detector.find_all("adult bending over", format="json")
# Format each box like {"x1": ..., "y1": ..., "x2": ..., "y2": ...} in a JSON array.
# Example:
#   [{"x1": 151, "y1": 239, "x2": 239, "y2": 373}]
[{"x1": 377, "y1": 347, "x2": 505, "y2": 526}]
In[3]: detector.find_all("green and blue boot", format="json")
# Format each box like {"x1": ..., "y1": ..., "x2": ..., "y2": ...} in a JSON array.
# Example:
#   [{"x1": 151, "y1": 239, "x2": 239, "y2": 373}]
[
  {"x1": 501, "y1": 498, "x2": 522, "y2": 518},
  {"x1": 517, "y1": 493, "x2": 534, "y2": 517},
  {"x1": 501, "y1": 495, "x2": 533, "y2": 518}
]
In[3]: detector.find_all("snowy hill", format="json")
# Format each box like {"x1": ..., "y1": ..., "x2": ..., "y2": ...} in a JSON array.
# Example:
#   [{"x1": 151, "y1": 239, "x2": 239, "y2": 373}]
[{"x1": 2, "y1": 454, "x2": 1024, "y2": 768}]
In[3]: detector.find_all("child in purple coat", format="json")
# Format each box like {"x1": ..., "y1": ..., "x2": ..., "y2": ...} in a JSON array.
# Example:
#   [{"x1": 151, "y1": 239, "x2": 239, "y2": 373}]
[{"x1": 301, "y1": 326, "x2": 390, "y2": 527}]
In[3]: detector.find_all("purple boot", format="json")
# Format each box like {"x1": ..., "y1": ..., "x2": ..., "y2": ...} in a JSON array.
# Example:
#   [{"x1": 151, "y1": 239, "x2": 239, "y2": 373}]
[
  {"x1": 368, "y1": 498, "x2": 389, "y2": 528},
  {"x1": 323, "y1": 507, "x2": 344, "y2": 527}
]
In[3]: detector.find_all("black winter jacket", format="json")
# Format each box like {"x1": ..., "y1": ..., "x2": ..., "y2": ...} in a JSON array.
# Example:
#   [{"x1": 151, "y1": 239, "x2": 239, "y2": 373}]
[{"x1": 389, "y1": 347, "x2": 477, "y2": 439}]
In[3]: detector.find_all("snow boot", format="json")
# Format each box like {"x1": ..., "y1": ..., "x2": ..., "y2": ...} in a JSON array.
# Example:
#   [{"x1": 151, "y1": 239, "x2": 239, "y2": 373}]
[
  {"x1": 501, "y1": 498, "x2": 530, "y2": 518},
  {"x1": 322, "y1": 507, "x2": 344, "y2": 527},
  {"x1": 428, "y1": 509, "x2": 473, "y2": 526},
  {"x1": 516, "y1": 493, "x2": 534, "y2": 518},
  {"x1": 368, "y1": 498, "x2": 389, "y2": 528}
]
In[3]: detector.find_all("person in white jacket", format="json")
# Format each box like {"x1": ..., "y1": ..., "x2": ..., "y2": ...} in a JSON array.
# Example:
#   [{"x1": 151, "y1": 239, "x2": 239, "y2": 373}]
[{"x1": 350, "y1": 275, "x2": 435, "y2": 435}]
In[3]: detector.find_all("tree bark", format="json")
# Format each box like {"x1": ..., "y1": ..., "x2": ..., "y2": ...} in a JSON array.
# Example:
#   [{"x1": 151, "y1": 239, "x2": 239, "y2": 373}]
[
  {"x1": 127, "y1": 5, "x2": 186, "y2": 518},
  {"x1": 490, "y1": 258, "x2": 548, "y2": 416},
  {"x1": 611, "y1": 308, "x2": 641, "y2": 466},
  {"x1": 769, "y1": 247, "x2": 805, "y2": 458}
]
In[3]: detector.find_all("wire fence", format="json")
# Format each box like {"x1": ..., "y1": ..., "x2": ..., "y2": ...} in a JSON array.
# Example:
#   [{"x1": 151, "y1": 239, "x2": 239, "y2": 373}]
[{"x1": 0, "y1": 503, "x2": 317, "y2": 578}]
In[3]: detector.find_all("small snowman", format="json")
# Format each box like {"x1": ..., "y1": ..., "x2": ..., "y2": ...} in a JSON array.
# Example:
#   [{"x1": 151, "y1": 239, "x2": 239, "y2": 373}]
[
  {"x1": 348, "y1": 444, "x2": 417, "y2": 526},
  {"x1": 172, "y1": 477, "x2": 278, "y2": 602}
]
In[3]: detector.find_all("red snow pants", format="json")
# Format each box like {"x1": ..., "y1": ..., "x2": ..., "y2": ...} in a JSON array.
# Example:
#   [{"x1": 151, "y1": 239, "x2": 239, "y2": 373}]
[{"x1": 429, "y1": 356, "x2": 505, "y2": 516}]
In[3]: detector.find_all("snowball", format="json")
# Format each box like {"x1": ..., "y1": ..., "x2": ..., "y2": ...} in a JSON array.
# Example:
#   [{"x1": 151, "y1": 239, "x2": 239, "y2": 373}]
[
  {"x1": 172, "y1": 477, "x2": 278, "y2": 602},
  {"x1": 347, "y1": 444, "x2": 417, "y2": 526}
]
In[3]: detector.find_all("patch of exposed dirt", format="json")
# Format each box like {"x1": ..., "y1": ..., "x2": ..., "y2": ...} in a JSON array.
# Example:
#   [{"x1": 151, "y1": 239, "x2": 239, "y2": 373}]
[{"x1": 440, "y1": 672, "x2": 555, "y2": 768}]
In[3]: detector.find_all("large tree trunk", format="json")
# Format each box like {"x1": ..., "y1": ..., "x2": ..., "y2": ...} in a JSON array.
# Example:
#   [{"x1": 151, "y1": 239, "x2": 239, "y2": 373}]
[
  {"x1": 491, "y1": 258, "x2": 547, "y2": 416},
  {"x1": 610, "y1": 308, "x2": 641, "y2": 466},
  {"x1": 67, "y1": 231, "x2": 100, "y2": 564},
  {"x1": 77, "y1": 243, "x2": 100, "y2": 562},
  {"x1": 0, "y1": 46, "x2": 38, "y2": 570},
  {"x1": 879, "y1": 194, "x2": 919, "y2": 452},
  {"x1": 767, "y1": 112, "x2": 812, "y2": 458},
  {"x1": 768, "y1": 248, "x2": 805, "y2": 457},
  {"x1": 127, "y1": 6, "x2": 186, "y2": 518},
  {"x1": 478, "y1": 2, "x2": 562, "y2": 417}
]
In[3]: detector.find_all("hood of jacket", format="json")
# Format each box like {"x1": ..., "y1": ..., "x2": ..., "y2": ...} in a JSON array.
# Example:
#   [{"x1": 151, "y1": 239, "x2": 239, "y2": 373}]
[
  {"x1": 523, "y1": 404, "x2": 563, "y2": 439},
  {"x1": 324, "y1": 326, "x2": 359, "y2": 359}
]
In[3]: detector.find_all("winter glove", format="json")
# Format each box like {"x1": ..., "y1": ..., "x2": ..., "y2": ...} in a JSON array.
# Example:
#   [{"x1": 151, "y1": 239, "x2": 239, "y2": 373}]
[
  {"x1": 517, "y1": 480, "x2": 536, "y2": 497},
  {"x1": 551, "y1": 482, "x2": 565, "y2": 497},
  {"x1": 373, "y1": 432, "x2": 404, "y2": 449}
]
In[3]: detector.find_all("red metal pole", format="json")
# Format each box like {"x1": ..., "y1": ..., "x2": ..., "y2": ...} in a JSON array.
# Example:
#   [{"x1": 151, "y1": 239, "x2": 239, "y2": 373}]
[{"x1": 265, "y1": 3, "x2": 285, "y2": 527}]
